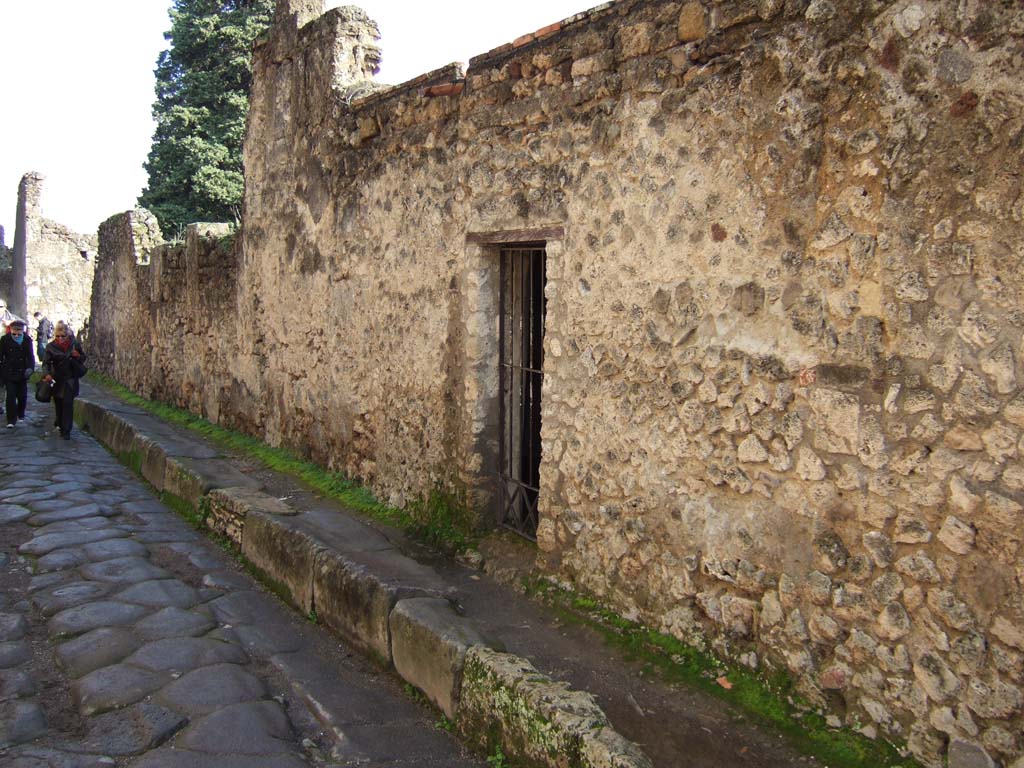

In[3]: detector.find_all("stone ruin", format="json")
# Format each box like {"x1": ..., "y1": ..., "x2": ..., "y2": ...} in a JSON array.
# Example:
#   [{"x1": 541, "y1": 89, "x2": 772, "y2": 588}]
[
  {"x1": 88, "y1": 1, "x2": 1024, "y2": 765},
  {"x1": 2, "y1": 171, "x2": 97, "y2": 330}
]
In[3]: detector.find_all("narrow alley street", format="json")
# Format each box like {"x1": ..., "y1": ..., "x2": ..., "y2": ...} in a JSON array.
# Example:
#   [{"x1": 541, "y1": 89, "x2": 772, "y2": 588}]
[{"x1": 0, "y1": 406, "x2": 485, "y2": 767}]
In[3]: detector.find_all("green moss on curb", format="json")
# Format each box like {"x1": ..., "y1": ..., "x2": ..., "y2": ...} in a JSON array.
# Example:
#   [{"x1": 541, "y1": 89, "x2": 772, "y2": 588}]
[
  {"x1": 88, "y1": 373, "x2": 477, "y2": 552},
  {"x1": 526, "y1": 579, "x2": 920, "y2": 768}
]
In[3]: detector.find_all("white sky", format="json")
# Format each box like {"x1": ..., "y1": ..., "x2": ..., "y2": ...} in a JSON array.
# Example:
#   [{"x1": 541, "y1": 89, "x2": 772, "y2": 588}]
[{"x1": 0, "y1": 0, "x2": 597, "y2": 240}]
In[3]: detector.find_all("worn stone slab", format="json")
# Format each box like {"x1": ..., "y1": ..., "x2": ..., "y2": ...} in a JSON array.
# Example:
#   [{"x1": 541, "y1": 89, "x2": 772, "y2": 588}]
[
  {"x1": 82, "y1": 538, "x2": 149, "y2": 562},
  {"x1": 241, "y1": 511, "x2": 321, "y2": 614},
  {"x1": 179, "y1": 700, "x2": 297, "y2": 755},
  {"x1": 292, "y1": 507, "x2": 393, "y2": 554},
  {"x1": 120, "y1": 499, "x2": 171, "y2": 515},
  {"x1": 0, "y1": 489, "x2": 57, "y2": 504},
  {"x1": 202, "y1": 570, "x2": 251, "y2": 591},
  {"x1": 56, "y1": 627, "x2": 143, "y2": 679},
  {"x1": 28, "y1": 572, "x2": 73, "y2": 593},
  {"x1": 69, "y1": 701, "x2": 186, "y2": 756},
  {"x1": 114, "y1": 580, "x2": 200, "y2": 610},
  {"x1": 0, "y1": 699, "x2": 48, "y2": 748},
  {"x1": 79, "y1": 556, "x2": 171, "y2": 584},
  {"x1": 0, "y1": 613, "x2": 28, "y2": 642},
  {"x1": 313, "y1": 547, "x2": 451, "y2": 663},
  {"x1": 162, "y1": 457, "x2": 254, "y2": 512},
  {"x1": 36, "y1": 549, "x2": 89, "y2": 573},
  {"x1": 49, "y1": 601, "x2": 151, "y2": 638},
  {"x1": 19, "y1": 528, "x2": 123, "y2": 556},
  {"x1": 134, "y1": 434, "x2": 169, "y2": 491},
  {"x1": 45, "y1": 481, "x2": 95, "y2": 495},
  {"x1": 36, "y1": 517, "x2": 118, "y2": 535},
  {"x1": 206, "y1": 486, "x2": 293, "y2": 545},
  {"x1": 130, "y1": 750, "x2": 309, "y2": 768},
  {"x1": 458, "y1": 647, "x2": 654, "y2": 768},
  {"x1": 157, "y1": 663, "x2": 266, "y2": 716},
  {"x1": 73, "y1": 663, "x2": 170, "y2": 716},
  {"x1": 2, "y1": 746, "x2": 117, "y2": 768},
  {"x1": 390, "y1": 597, "x2": 491, "y2": 719},
  {"x1": 1, "y1": 478, "x2": 48, "y2": 490},
  {"x1": 0, "y1": 504, "x2": 31, "y2": 524},
  {"x1": 28, "y1": 503, "x2": 109, "y2": 527},
  {"x1": 135, "y1": 607, "x2": 215, "y2": 641},
  {"x1": 0, "y1": 641, "x2": 32, "y2": 669},
  {"x1": 134, "y1": 531, "x2": 202, "y2": 545},
  {"x1": 0, "y1": 670, "x2": 36, "y2": 701},
  {"x1": 125, "y1": 637, "x2": 248, "y2": 675},
  {"x1": 31, "y1": 581, "x2": 114, "y2": 616},
  {"x1": 232, "y1": 621, "x2": 308, "y2": 656}
]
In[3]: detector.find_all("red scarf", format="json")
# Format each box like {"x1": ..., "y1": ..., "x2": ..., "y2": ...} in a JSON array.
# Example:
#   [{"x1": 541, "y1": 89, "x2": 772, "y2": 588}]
[{"x1": 55, "y1": 336, "x2": 72, "y2": 352}]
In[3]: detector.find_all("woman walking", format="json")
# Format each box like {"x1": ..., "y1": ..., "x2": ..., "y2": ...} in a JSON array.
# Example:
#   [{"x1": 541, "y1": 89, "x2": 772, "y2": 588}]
[
  {"x1": 0, "y1": 319, "x2": 36, "y2": 428},
  {"x1": 42, "y1": 321, "x2": 87, "y2": 440}
]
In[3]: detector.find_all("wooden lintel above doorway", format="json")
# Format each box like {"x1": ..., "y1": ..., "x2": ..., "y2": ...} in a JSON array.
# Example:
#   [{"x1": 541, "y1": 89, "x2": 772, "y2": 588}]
[{"x1": 465, "y1": 226, "x2": 564, "y2": 245}]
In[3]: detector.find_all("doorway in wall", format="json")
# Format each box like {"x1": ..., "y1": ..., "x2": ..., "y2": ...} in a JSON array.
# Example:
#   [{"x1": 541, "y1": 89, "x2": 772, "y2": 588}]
[{"x1": 497, "y1": 244, "x2": 546, "y2": 540}]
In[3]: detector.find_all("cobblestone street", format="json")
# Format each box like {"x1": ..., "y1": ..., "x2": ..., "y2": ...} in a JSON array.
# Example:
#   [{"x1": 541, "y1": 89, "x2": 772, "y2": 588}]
[{"x1": 0, "y1": 407, "x2": 484, "y2": 767}]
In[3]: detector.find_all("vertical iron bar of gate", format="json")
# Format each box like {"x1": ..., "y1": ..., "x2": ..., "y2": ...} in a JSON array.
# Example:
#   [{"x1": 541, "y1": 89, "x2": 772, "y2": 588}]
[{"x1": 498, "y1": 250, "x2": 507, "y2": 527}]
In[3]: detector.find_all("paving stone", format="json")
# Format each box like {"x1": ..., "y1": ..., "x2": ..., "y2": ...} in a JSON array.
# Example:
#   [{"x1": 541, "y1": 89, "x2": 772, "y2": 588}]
[
  {"x1": 202, "y1": 571, "x2": 252, "y2": 591},
  {"x1": 0, "y1": 488, "x2": 57, "y2": 504},
  {"x1": 0, "y1": 613, "x2": 28, "y2": 641},
  {"x1": 56, "y1": 628, "x2": 143, "y2": 679},
  {"x1": 0, "y1": 699, "x2": 48, "y2": 747},
  {"x1": 29, "y1": 504, "x2": 112, "y2": 527},
  {"x1": 49, "y1": 601, "x2": 151, "y2": 638},
  {"x1": 157, "y1": 663, "x2": 267, "y2": 716},
  {"x1": 68, "y1": 701, "x2": 186, "y2": 756},
  {"x1": 0, "y1": 669, "x2": 37, "y2": 701},
  {"x1": 4, "y1": 746, "x2": 120, "y2": 768},
  {"x1": 46, "y1": 482, "x2": 95, "y2": 495},
  {"x1": 233, "y1": 622, "x2": 308, "y2": 655},
  {"x1": 115, "y1": 580, "x2": 200, "y2": 610},
  {"x1": 72, "y1": 663, "x2": 170, "y2": 716},
  {"x1": 19, "y1": 528, "x2": 123, "y2": 556},
  {"x1": 82, "y1": 538, "x2": 148, "y2": 562},
  {"x1": 0, "y1": 504, "x2": 31, "y2": 524},
  {"x1": 179, "y1": 700, "x2": 298, "y2": 755},
  {"x1": 207, "y1": 590, "x2": 283, "y2": 628},
  {"x1": 3, "y1": 491, "x2": 59, "y2": 506},
  {"x1": 31, "y1": 581, "x2": 114, "y2": 616},
  {"x1": 130, "y1": 749, "x2": 308, "y2": 768},
  {"x1": 120, "y1": 500, "x2": 172, "y2": 515},
  {"x1": 0, "y1": 641, "x2": 32, "y2": 669},
  {"x1": 36, "y1": 549, "x2": 89, "y2": 574},
  {"x1": 135, "y1": 607, "x2": 215, "y2": 641},
  {"x1": 79, "y1": 557, "x2": 171, "y2": 584},
  {"x1": 35, "y1": 517, "x2": 121, "y2": 535},
  {"x1": 125, "y1": 637, "x2": 248, "y2": 675},
  {"x1": 1, "y1": 478, "x2": 48, "y2": 490},
  {"x1": 27, "y1": 572, "x2": 73, "y2": 593},
  {"x1": 134, "y1": 531, "x2": 202, "y2": 545}
]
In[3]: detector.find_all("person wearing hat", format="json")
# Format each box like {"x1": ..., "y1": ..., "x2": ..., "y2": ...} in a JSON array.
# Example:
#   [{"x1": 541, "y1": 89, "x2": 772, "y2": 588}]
[{"x1": 0, "y1": 318, "x2": 36, "y2": 428}]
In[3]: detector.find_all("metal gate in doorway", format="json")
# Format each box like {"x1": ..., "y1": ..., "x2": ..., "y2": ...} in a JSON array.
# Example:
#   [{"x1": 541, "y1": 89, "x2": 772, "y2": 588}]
[{"x1": 497, "y1": 245, "x2": 546, "y2": 540}]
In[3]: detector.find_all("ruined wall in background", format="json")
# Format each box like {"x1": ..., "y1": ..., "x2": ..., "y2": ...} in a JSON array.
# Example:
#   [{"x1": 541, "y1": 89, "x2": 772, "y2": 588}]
[
  {"x1": 89, "y1": 1, "x2": 1024, "y2": 763},
  {"x1": 7, "y1": 172, "x2": 97, "y2": 327}
]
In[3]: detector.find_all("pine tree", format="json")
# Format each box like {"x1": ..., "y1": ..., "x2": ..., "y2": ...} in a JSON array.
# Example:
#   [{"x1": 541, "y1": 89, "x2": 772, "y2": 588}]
[{"x1": 140, "y1": 0, "x2": 273, "y2": 235}]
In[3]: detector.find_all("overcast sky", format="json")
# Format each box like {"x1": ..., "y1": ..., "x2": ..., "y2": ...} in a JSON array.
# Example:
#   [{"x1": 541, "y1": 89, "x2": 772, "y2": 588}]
[{"x1": 0, "y1": 0, "x2": 595, "y2": 240}]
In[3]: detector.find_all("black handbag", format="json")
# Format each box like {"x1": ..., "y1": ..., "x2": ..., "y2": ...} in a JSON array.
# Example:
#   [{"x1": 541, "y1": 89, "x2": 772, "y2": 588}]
[{"x1": 35, "y1": 378, "x2": 53, "y2": 403}]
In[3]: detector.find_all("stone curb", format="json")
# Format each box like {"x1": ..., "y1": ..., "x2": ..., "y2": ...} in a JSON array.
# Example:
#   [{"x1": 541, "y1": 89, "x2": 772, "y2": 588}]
[{"x1": 76, "y1": 396, "x2": 654, "y2": 768}]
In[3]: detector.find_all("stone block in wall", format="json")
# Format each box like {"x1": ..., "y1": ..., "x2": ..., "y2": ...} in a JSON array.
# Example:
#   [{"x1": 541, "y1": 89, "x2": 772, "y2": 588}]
[{"x1": 389, "y1": 597, "x2": 492, "y2": 719}]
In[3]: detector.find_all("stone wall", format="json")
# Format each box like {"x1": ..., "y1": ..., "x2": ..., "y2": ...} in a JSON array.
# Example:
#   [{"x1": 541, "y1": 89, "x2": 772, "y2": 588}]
[
  {"x1": 90, "y1": 1, "x2": 1024, "y2": 763},
  {"x1": 6, "y1": 172, "x2": 97, "y2": 328}
]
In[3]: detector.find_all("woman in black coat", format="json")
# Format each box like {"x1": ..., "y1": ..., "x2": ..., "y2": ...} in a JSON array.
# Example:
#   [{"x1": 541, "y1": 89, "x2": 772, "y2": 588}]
[
  {"x1": 41, "y1": 321, "x2": 86, "y2": 440},
  {"x1": 0, "y1": 319, "x2": 36, "y2": 428}
]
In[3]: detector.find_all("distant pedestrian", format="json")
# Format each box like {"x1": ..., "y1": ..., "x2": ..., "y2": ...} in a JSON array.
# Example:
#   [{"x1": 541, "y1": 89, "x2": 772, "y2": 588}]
[
  {"x1": 34, "y1": 311, "x2": 53, "y2": 361},
  {"x1": 0, "y1": 319, "x2": 36, "y2": 428},
  {"x1": 42, "y1": 321, "x2": 87, "y2": 440}
]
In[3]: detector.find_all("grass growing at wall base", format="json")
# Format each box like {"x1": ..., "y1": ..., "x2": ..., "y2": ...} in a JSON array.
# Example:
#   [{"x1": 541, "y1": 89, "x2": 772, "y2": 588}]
[
  {"x1": 86, "y1": 373, "x2": 477, "y2": 553},
  {"x1": 525, "y1": 579, "x2": 921, "y2": 768}
]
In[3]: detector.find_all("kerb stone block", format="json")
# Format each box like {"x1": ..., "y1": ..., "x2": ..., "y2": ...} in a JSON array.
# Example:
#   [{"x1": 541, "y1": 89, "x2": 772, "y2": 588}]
[
  {"x1": 208, "y1": 487, "x2": 294, "y2": 546},
  {"x1": 390, "y1": 597, "x2": 490, "y2": 719},
  {"x1": 241, "y1": 510, "x2": 321, "y2": 614}
]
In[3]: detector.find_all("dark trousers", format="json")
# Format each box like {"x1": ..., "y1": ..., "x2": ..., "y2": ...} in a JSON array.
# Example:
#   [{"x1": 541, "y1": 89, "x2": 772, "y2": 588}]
[
  {"x1": 53, "y1": 395, "x2": 75, "y2": 437},
  {"x1": 5, "y1": 380, "x2": 27, "y2": 424}
]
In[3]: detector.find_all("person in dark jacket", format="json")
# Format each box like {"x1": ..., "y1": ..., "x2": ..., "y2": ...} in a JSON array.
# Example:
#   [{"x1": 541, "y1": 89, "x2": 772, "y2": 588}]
[
  {"x1": 41, "y1": 321, "x2": 86, "y2": 440},
  {"x1": 0, "y1": 319, "x2": 36, "y2": 428},
  {"x1": 34, "y1": 311, "x2": 53, "y2": 362}
]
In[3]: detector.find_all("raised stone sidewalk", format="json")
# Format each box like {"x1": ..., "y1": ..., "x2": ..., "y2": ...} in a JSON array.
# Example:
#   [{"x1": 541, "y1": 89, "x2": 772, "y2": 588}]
[{"x1": 71, "y1": 382, "x2": 827, "y2": 768}]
